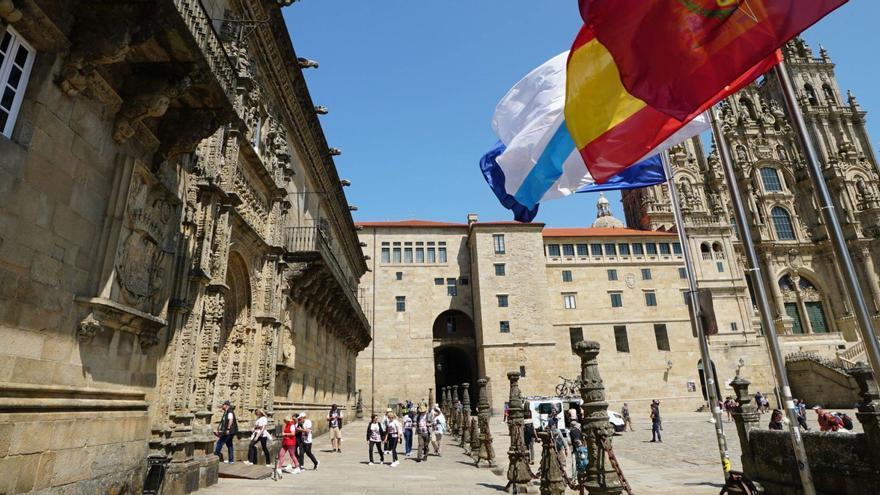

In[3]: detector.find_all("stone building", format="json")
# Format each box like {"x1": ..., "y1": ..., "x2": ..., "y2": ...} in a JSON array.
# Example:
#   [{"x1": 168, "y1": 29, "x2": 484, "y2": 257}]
[{"x1": 0, "y1": 1, "x2": 369, "y2": 494}]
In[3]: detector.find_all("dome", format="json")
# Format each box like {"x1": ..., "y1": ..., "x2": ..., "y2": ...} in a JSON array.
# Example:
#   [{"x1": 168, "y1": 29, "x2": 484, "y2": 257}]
[{"x1": 591, "y1": 192, "x2": 625, "y2": 229}]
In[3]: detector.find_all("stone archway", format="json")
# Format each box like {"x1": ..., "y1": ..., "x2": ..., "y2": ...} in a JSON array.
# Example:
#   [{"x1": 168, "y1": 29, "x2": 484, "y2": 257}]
[
  {"x1": 212, "y1": 251, "x2": 253, "y2": 413},
  {"x1": 432, "y1": 310, "x2": 477, "y2": 409}
]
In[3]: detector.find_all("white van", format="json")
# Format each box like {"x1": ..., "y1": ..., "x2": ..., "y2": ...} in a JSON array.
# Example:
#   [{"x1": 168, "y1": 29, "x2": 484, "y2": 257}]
[{"x1": 523, "y1": 396, "x2": 625, "y2": 435}]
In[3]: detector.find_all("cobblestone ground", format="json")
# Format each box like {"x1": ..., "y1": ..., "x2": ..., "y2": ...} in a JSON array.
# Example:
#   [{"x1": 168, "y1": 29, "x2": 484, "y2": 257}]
[{"x1": 200, "y1": 410, "x2": 860, "y2": 494}]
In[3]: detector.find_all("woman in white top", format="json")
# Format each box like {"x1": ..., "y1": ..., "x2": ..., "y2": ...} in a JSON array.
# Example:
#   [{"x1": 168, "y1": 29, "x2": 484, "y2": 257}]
[
  {"x1": 247, "y1": 409, "x2": 272, "y2": 466},
  {"x1": 430, "y1": 405, "x2": 446, "y2": 456},
  {"x1": 365, "y1": 414, "x2": 385, "y2": 465},
  {"x1": 384, "y1": 412, "x2": 402, "y2": 467}
]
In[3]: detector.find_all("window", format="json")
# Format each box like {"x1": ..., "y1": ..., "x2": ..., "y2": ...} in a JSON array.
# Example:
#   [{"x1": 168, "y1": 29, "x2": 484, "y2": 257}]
[
  {"x1": 569, "y1": 327, "x2": 584, "y2": 353},
  {"x1": 446, "y1": 316, "x2": 457, "y2": 334},
  {"x1": 563, "y1": 293, "x2": 577, "y2": 309},
  {"x1": 548, "y1": 244, "x2": 561, "y2": 257},
  {"x1": 673, "y1": 242, "x2": 682, "y2": 255},
  {"x1": 404, "y1": 244, "x2": 413, "y2": 263},
  {"x1": 717, "y1": 261, "x2": 725, "y2": 273},
  {"x1": 761, "y1": 167, "x2": 783, "y2": 192},
  {"x1": 577, "y1": 244, "x2": 589, "y2": 256},
  {"x1": 562, "y1": 244, "x2": 575, "y2": 257},
  {"x1": 438, "y1": 243, "x2": 447, "y2": 263},
  {"x1": 497, "y1": 294, "x2": 509, "y2": 307},
  {"x1": 460, "y1": 276, "x2": 469, "y2": 285},
  {"x1": 730, "y1": 322, "x2": 739, "y2": 332},
  {"x1": 434, "y1": 277, "x2": 444, "y2": 286},
  {"x1": 392, "y1": 244, "x2": 402, "y2": 263},
  {"x1": 500, "y1": 321, "x2": 510, "y2": 333},
  {"x1": 618, "y1": 243, "x2": 630, "y2": 256},
  {"x1": 806, "y1": 302, "x2": 829, "y2": 333},
  {"x1": 0, "y1": 28, "x2": 35, "y2": 138},
  {"x1": 427, "y1": 243, "x2": 436, "y2": 263},
  {"x1": 395, "y1": 296, "x2": 406, "y2": 312},
  {"x1": 654, "y1": 324, "x2": 670, "y2": 351},
  {"x1": 678, "y1": 267, "x2": 687, "y2": 279},
  {"x1": 632, "y1": 244, "x2": 644, "y2": 256},
  {"x1": 395, "y1": 271, "x2": 403, "y2": 280},
  {"x1": 659, "y1": 243, "x2": 671, "y2": 255},
  {"x1": 614, "y1": 326, "x2": 630, "y2": 353},
  {"x1": 785, "y1": 302, "x2": 804, "y2": 334},
  {"x1": 604, "y1": 243, "x2": 617, "y2": 256},
  {"x1": 590, "y1": 244, "x2": 602, "y2": 256},
  {"x1": 607, "y1": 269, "x2": 618, "y2": 281},
  {"x1": 381, "y1": 247, "x2": 390, "y2": 263},
  {"x1": 519, "y1": 365, "x2": 526, "y2": 377},
  {"x1": 646, "y1": 243, "x2": 658, "y2": 255},
  {"x1": 447, "y1": 278, "x2": 457, "y2": 296},
  {"x1": 641, "y1": 268, "x2": 652, "y2": 280},
  {"x1": 493, "y1": 234, "x2": 506, "y2": 254},
  {"x1": 494, "y1": 263, "x2": 506, "y2": 276},
  {"x1": 645, "y1": 291, "x2": 657, "y2": 306},
  {"x1": 771, "y1": 207, "x2": 796, "y2": 240},
  {"x1": 415, "y1": 247, "x2": 425, "y2": 263},
  {"x1": 562, "y1": 270, "x2": 573, "y2": 282},
  {"x1": 610, "y1": 292, "x2": 623, "y2": 308}
]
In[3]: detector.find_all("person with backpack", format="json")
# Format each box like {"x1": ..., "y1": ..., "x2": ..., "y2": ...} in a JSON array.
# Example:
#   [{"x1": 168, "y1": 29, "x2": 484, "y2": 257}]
[
  {"x1": 794, "y1": 399, "x2": 810, "y2": 430},
  {"x1": 569, "y1": 420, "x2": 589, "y2": 476},
  {"x1": 366, "y1": 414, "x2": 385, "y2": 465},
  {"x1": 814, "y1": 406, "x2": 844, "y2": 432},
  {"x1": 214, "y1": 400, "x2": 238, "y2": 463},
  {"x1": 297, "y1": 412, "x2": 319, "y2": 470},
  {"x1": 275, "y1": 415, "x2": 303, "y2": 475},
  {"x1": 384, "y1": 411, "x2": 402, "y2": 467},
  {"x1": 429, "y1": 405, "x2": 446, "y2": 456},
  {"x1": 834, "y1": 411, "x2": 854, "y2": 431},
  {"x1": 402, "y1": 411, "x2": 414, "y2": 457},
  {"x1": 650, "y1": 400, "x2": 662, "y2": 443},
  {"x1": 523, "y1": 409, "x2": 536, "y2": 464},
  {"x1": 414, "y1": 404, "x2": 432, "y2": 463},
  {"x1": 246, "y1": 408, "x2": 272, "y2": 466},
  {"x1": 327, "y1": 404, "x2": 343, "y2": 453},
  {"x1": 621, "y1": 403, "x2": 633, "y2": 431}
]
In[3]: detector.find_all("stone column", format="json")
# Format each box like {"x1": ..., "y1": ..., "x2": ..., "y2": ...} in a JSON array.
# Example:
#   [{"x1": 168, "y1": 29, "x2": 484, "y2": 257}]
[
  {"x1": 460, "y1": 382, "x2": 471, "y2": 449},
  {"x1": 505, "y1": 371, "x2": 532, "y2": 493},
  {"x1": 452, "y1": 384, "x2": 461, "y2": 436},
  {"x1": 428, "y1": 387, "x2": 433, "y2": 409},
  {"x1": 474, "y1": 377, "x2": 496, "y2": 467},
  {"x1": 850, "y1": 363, "x2": 880, "y2": 466},
  {"x1": 574, "y1": 340, "x2": 622, "y2": 495},
  {"x1": 537, "y1": 430, "x2": 565, "y2": 495},
  {"x1": 442, "y1": 386, "x2": 449, "y2": 416},
  {"x1": 469, "y1": 415, "x2": 480, "y2": 457},
  {"x1": 859, "y1": 248, "x2": 880, "y2": 315},
  {"x1": 730, "y1": 373, "x2": 761, "y2": 477},
  {"x1": 356, "y1": 389, "x2": 364, "y2": 419},
  {"x1": 794, "y1": 286, "x2": 814, "y2": 334}
]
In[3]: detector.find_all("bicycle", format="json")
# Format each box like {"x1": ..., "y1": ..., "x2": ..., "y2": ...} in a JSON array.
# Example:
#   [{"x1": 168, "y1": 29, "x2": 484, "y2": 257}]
[{"x1": 555, "y1": 376, "x2": 582, "y2": 397}]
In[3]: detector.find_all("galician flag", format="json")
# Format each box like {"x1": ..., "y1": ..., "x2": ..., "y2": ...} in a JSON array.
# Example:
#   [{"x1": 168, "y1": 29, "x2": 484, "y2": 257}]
[
  {"x1": 567, "y1": 0, "x2": 847, "y2": 184},
  {"x1": 480, "y1": 52, "x2": 710, "y2": 223}
]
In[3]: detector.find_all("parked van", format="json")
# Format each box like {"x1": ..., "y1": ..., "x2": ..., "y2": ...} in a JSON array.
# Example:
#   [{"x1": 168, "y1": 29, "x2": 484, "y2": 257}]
[{"x1": 523, "y1": 396, "x2": 625, "y2": 435}]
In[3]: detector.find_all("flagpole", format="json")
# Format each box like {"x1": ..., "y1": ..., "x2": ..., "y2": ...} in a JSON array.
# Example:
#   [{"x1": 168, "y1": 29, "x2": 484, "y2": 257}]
[
  {"x1": 709, "y1": 106, "x2": 817, "y2": 495},
  {"x1": 660, "y1": 150, "x2": 730, "y2": 481},
  {"x1": 773, "y1": 61, "x2": 880, "y2": 379}
]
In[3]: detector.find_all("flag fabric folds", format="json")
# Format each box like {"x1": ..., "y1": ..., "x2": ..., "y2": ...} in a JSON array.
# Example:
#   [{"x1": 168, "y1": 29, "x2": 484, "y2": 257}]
[
  {"x1": 567, "y1": 0, "x2": 846, "y2": 184},
  {"x1": 480, "y1": 52, "x2": 709, "y2": 222}
]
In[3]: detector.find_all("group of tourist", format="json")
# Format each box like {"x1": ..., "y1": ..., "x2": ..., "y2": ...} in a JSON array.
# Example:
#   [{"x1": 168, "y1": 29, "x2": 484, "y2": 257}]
[
  {"x1": 718, "y1": 392, "x2": 858, "y2": 434},
  {"x1": 366, "y1": 401, "x2": 447, "y2": 465}
]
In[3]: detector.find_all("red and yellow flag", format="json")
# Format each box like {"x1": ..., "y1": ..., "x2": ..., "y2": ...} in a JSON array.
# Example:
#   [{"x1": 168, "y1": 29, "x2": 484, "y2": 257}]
[{"x1": 566, "y1": 0, "x2": 847, "y2": 183}]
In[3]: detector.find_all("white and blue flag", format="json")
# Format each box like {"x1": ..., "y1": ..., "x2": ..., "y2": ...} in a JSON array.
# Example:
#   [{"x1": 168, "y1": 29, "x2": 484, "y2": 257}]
[{"x1": 480, "y1": 51, "x2": 710, "y2": 222}]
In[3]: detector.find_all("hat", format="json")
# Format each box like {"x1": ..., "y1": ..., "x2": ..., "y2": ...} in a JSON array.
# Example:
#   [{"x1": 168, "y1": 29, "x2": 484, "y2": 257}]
[
  {"x1": 418, "y1": 405, "x2": 427, "y2": 413},
  {"x1": 300, "y1": 411, "x2": 308, "y2": 417},
  {"x1": 386, "y1": 408, "x2": 393, "y2": 413},
  {"x1": 222, "y1": 400, "x2": 231, "y2": 406}
]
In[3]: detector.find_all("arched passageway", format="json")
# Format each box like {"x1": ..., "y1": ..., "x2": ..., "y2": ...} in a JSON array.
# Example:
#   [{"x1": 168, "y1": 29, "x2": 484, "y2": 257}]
[{"x1": 432, "y1": 309, "x2": 478, "y2": 412}]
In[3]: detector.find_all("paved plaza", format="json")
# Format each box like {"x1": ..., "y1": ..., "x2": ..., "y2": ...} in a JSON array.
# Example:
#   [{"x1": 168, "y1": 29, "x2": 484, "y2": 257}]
[{"x1": 200, "y1": 410, "x2": 854, "y2": 494}]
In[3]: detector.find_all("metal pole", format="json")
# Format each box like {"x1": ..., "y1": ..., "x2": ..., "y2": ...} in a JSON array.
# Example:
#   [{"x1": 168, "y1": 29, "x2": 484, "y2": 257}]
[
  {"x1": 709, "y1": 106, "x2": 816, "y2": 495},
  {"x1": 774, "y1": 61, "x2": 880, "y2": 377},
  {"x1": 660, "y1": 151, "x2": 730, "y2": 480}
]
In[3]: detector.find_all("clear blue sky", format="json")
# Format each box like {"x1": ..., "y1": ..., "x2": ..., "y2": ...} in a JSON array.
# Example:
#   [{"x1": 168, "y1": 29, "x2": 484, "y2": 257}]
[{"x1": 283, "y1": 1, "x2": 879, "y2": 227}]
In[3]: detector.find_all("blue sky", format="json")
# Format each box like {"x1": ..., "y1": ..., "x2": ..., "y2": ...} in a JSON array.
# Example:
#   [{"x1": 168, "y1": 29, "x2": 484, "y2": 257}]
[{"x1": 283, "y1": 1, "x2": 879, "y2": 228}]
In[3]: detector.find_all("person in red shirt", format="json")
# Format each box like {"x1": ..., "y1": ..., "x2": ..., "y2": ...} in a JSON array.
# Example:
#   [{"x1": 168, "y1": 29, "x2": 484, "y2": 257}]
[
  {"x1": 276, "y1": 415, "x2": 303, "y2": 475},
  {"x1": 814, "y1": 407, "x2": 844, "y2": 432}
]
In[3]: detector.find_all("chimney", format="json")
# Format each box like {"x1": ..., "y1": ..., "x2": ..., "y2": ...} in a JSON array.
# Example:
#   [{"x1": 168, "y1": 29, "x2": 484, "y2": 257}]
[{"x1": 467, "y1": 213, "x2": 479, "y2": 225}]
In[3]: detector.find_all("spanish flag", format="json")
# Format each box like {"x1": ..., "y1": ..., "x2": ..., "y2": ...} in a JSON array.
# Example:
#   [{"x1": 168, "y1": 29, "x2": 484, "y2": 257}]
[{"x1": 566, "y1": 0, "x2": 847, "y2": 184}]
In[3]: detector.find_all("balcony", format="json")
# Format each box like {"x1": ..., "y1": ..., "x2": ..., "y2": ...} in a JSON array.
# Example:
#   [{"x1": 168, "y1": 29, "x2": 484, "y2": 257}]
[{"x1": 283, "y1": 227, "x2": 371, "y2": 350}]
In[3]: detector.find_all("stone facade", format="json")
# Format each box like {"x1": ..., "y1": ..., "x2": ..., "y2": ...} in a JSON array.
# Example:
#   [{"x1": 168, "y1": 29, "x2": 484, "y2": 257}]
[{"x1": 0, "y1": 2, "x2": 369, "y2": 494}]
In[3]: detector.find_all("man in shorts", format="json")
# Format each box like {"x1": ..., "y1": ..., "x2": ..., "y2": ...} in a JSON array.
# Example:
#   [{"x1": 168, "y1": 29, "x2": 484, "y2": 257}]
[{"x1": 328, "y1": 404, "x2": 343, "y2": 453}]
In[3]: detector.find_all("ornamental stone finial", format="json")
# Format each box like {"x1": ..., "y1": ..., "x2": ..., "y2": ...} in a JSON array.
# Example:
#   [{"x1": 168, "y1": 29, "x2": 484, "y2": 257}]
[
  {"x1": 474, "y1": 378, "x2": 495, "y2": 467},
  {"x1": 505, "y1": 371, "x2": 531, "y2": 493}
]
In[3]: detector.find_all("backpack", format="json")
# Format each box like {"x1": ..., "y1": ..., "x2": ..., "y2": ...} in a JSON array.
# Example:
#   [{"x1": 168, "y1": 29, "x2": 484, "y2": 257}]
[
  {"x1": 575, "y1": 446, "x2": 590, "y2": 474},
  {"x1": 839, "y1": 413, "x2": 854, "y2": 431}
]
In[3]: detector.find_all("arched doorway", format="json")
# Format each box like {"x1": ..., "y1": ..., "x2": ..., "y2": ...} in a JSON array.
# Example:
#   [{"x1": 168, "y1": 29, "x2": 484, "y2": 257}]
[
  {"x1": 213, "y1": 252, "x2": 252, "y2": 412},
  {"x1": 432, "y1": 310, "x2": 477, "y2": 411},
  {"x1": 779, "y1": 273, "x2": 831, "y2": 334},
  {"x1": 697, "y1": 359, "x2": 721, "y2": 403}
]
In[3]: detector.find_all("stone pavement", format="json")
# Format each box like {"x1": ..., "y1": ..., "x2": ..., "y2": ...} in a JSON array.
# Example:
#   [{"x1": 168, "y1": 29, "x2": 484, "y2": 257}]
[{"x1": 200, "y1": 410, "x2": 858, "y2": 494}]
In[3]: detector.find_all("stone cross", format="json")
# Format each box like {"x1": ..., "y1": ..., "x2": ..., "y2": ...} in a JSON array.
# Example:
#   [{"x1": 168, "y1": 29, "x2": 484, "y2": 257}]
[
  {"x1": 574, "y1": 340, "x2": 622, "y2": 494},
  {"x1": 460, "y1": 382, "x2": 471, "y2": 449},
  {"x1": 537, "y1": 430, "x2": 565, "y2": 495},
  {"x1": 730, "y1": 371, "x2": 761, "y2": 475},
  {"x1": 505, "y1": 371, "x2": 532, "y2": 493},
  {"x1": 355, "y1": 389, "x2": 363, "y2": 419},
  {"x1": 474, "y1": 377, "x2": 496, "y2": 467}
]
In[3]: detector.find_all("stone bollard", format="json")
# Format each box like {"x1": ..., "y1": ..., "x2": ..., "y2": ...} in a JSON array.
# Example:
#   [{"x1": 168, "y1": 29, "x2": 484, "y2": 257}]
[
  {"x1": 428, "y1": 387, "x2": 434, "y2": 409},
  {"x1": 356, "y1": 389, "x2": 364, "y2": 419},
  {"x1": 460, "y1": 382, "x2": 472, "y2": 449},
  {"x1": 506, "y1": 371, "x2": 532, "y2": 493},
  {"x1": 538, "y1": 430, "x2": 565, "y2": 495},
  {"x1": 574, "y1": 340, "x2": 622, "y2": 495},
  {"x1": 730, "y1": 372, "x2": 761, "y2": 477},
  {"x1": 452, "y1": 384, "x2": 461, "y2": 437},
  {"x1": 469, "y1": 415, "x2": 480, "y2": 457},
  {"x1": 474, "y1": 377, "x2": 496, "y2": 467},
  {"x1": 850, "y1": 362, "x2": 880, "y2": 465}
]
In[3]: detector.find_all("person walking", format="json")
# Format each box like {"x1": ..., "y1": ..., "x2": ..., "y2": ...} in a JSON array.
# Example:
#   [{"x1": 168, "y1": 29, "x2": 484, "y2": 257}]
[
  {"x1": 214, "y1": 400, "x2": 238, "y2": 463},
  {"x1": 650, "y1": 400, "x2": 662, "y2": 443},
  {"x1": 794, "y1": 399, "x2": 810, "y2": 430},
  {"x1": 366, "y1": 414, "x2": 385, "y2": 465},
  {"x1": 298, "y1": 412, "x2": 319, "y2": 470},
  {"x1": 246, "y1": 409, "x2": 272, "y2": 466},
  {"x1": 402, "y1": 411, "x2": 414, "y2": 457},
  {"x1": 621, "y1": 403, "x2": 633, "y2": 432},
  {"x1": 414, "y1": 404, "x2": 431, "y2": 463},
  {"x1": 382, "y1": 408, "x2": 392, "y2": 455},
  {"x1": 327, "y1": 404, "x2": 343, "y2": 453},
  {"x1": 275, "y1": 415, "x2": 302, "y2": 475},
  {"x1": 429, "y1": 405, "x2": 446, "y2": 456},
  {"x1": 294, "y1": 414, "x2": 304, "y2": 467},
  {"x1": 523, "y1": 409, "x2": 536, "y2": 465},
  {"x1": 814, "y1": 407, "x2": 844, "y2": 432},
  {"x1": 385, "y1": 411, "x2": 402, "y2": 467},
  {"x1": 754, "y1": 391, "x2": 765, "y2": 414}
]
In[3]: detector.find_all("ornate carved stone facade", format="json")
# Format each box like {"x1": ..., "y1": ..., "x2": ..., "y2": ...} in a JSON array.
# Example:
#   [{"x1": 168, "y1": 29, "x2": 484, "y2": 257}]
[{"x1": 0, "y1": 1, "x2": 369, "y2": 493}]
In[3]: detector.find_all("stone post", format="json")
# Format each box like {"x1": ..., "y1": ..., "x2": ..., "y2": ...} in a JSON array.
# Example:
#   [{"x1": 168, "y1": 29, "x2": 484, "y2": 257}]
[
  {"x1": 442, "y1": 386, "x2": 449, "y2": 416},
  {"x1": 574, "y1": 340, "x2": 622, "y2": 495},
  {"x1": 452, "y1": 384, "x2": 461, "y2": 437},
  {"x1": 355, "y1": 389, "x2": 364, "y2": 419},
  {"x1": 506, "y1": 371, "x2": 532, "y2": 493},
  {"x1": 475, "y1": 377, "x2": 496, "y2": 467},
  {"x1": 538, "y1": 430, "x2": 565, "y2": 495},
  {"x1": 428, "y1": 387, "x2": 433, "y2": 409},
  {"x1": 850, "y1": 362, "x2": 880, "y2": 465},
  {"x1": 730, "y1": 372, "x2": 761, "y2": 477},
  {"x1": 460, "y1": 382, "x2": 471, "y2": 449},
  {"x1": 469, "y1": 415, "x2": 480, "y2": 457}
]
